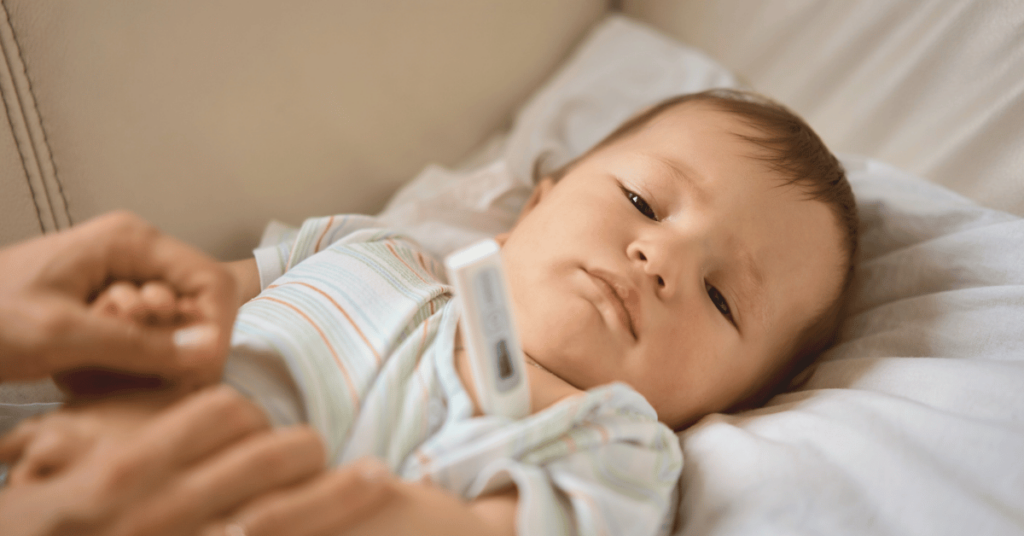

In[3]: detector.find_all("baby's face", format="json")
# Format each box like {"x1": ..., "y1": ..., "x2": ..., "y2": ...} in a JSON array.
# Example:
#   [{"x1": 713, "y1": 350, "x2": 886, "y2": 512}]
[{"x1": 499, "y1": 104, "x2": 845, "y2": 429}]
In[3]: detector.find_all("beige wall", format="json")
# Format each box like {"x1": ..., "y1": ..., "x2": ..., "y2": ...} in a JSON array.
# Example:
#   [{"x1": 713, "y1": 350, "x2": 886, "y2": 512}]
[{"x1": 0, "y1": 0, "x2": 607, "y2": 258}]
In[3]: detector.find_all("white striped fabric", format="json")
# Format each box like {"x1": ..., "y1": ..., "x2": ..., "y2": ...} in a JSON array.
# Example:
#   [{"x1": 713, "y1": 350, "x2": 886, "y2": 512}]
[{"x1": 225, "y1": 215, "x2": 683, "y2": 536}]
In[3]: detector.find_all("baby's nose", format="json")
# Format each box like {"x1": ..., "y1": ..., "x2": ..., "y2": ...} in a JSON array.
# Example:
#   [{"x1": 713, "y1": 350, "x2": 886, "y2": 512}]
[{"x1": 628, "y1": 243, "x2": 670, "y2": 295}]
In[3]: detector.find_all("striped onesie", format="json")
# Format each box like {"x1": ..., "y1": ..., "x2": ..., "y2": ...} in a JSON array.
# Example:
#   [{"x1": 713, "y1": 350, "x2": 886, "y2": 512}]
[{"x1": 223, "y1": 214, "x2": 683, "y2": 536}]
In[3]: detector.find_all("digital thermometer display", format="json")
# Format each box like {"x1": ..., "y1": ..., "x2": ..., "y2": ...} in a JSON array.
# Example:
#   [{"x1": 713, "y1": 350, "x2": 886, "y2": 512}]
[{"x1": 445, "y1": 239, "x2": 530, "y2": 419}]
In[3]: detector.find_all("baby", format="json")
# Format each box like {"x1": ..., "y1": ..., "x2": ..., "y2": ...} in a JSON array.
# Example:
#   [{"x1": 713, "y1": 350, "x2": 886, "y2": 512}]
[{"x1": 9, "y1": 89, "x2": 858, "y2": 536}]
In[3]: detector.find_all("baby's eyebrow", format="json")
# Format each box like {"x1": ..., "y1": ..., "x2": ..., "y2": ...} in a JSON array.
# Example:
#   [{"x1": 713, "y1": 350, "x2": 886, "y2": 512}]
[{"x1": 646, "y1": 154, "x2": 710, "y2": 205}]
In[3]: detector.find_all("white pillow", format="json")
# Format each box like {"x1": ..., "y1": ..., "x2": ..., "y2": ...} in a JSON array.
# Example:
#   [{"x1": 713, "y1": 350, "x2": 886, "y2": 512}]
[
  {"x1": 673, "y1": 157, "x2": 1024, "y2": 536},
  {"x1": 503, "y1": 15, "x2": 742, "y2": 182}
]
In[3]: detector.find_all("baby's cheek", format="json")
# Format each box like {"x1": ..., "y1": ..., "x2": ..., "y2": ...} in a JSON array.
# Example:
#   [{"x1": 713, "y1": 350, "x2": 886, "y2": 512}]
[
  {"x1": 518, "y1": 293, "x2": 588, "y2": 353},
  {"x1": 628, "y1": 337, "x2": 727, "y2": 427}
]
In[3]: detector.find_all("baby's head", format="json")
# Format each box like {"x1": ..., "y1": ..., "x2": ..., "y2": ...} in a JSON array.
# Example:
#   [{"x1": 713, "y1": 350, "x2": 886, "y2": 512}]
[{"x1": 497, "y1": 89, "x2": 858, "y2": 429}]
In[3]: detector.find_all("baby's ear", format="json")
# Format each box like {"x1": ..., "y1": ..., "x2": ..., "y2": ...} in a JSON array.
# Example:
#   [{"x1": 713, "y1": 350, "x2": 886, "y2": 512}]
[
  {"x1": 517, "y1": 177, "x2": 556, "y2": 221},
  {"x1": 498, "y1": 177, "x2": 557, "y2": 247}
]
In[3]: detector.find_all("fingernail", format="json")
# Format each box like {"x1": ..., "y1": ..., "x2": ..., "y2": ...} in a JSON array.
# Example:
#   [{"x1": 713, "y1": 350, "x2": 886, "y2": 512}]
[
  {"x1": 359, "y1": 458, "x2": 391, "y2": 483},
  {"x1": 173, "y1": 325, "x2": 218, "y2": 350}
]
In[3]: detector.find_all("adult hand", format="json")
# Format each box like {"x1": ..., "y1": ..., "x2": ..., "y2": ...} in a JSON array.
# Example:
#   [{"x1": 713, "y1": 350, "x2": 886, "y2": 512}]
[
  {"x1": 1, "y1": 389, "x2": 185, "y2": 485},
  {"x1": 201, "y1": 460, "x2": 396, "y2": 536},
  {"x1": 0, "y1": 386, "x2": 394, "y2": 536},
  {"x1": 0, "y1": 211, "x2": 238, "y2": 388}
]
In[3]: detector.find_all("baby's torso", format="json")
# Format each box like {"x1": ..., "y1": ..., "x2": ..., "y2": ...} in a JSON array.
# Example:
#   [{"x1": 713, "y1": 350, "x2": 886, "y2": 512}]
[
  {"x1": 227, "y1": 232, "x2": 462, "y2": 469},
  {"x1": 224, "y1": 227, "x2": 682, "y2": 528}
]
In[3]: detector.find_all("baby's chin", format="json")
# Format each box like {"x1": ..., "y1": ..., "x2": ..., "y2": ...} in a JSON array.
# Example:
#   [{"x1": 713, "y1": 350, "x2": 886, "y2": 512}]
[
  {"x1": 517, "y1": 312, "x2": 626, "y2": 375},
  {"x1": 523, "y1": 347, "x2": 593, "y2": 391}
]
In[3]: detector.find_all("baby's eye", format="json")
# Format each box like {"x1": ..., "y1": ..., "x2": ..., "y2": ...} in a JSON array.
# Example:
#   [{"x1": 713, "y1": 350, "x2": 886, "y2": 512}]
[
  {"x1": 705, "y1": 282, "x2": 735, "y2": 325},
  {"x1": 623, "y1": 187, "x2": 657, "y2": 221}
]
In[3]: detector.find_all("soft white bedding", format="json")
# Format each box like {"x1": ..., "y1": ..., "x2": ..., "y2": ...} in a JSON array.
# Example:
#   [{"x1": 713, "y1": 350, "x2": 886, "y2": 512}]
[
  {"x1": 2, "y1": 14, "x2": 1022, "y2": 535},
  {"x1": 382, "y1": 15, "x2": 1024, "y2": 535}
]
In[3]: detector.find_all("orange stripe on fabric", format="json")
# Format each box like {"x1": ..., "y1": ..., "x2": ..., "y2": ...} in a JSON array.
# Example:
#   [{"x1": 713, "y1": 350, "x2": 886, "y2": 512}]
[
  {"x1": 314, "y1": 215, "x2": 336, "y2": 252},
  {"x1": 267, "y1": 281, "x2": 381, "y2": 366},
  {"x1": 418, "y1": 321, "x2": 429, "y2": 362},
  {"x1": 253, "y1": 296, "x2": 360, "y2": 410},
  {"x1": 385, "y1": 239, "x2": 428, "y2": 284}
]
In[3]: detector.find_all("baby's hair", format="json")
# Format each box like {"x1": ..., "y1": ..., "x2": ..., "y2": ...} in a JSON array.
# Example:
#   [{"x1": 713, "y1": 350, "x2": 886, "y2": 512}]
[{"x1": 548, "y1": 88, "x2": 859, "y2": 411}]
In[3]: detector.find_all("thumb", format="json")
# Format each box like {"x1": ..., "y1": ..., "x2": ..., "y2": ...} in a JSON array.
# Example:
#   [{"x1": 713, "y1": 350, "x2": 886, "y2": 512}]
[
  {"x1": 171, "y1": 323, "x2": 226, "y2": 380},
  {"x1": 52, "y1": 311, "x2": 226, "y2": 384}
]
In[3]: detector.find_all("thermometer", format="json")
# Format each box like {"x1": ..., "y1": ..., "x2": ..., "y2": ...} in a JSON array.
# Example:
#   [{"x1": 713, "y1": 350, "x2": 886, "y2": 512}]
[{"x1": 444, "y1": 239, "x2": 530, "y2": 419}]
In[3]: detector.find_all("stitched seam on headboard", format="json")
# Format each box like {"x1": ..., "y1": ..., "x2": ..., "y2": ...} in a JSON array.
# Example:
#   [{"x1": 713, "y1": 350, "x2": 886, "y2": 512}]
[
  {"x1": 0, "y1": 0, "x2": 72, "y2": 230},
  {"x1": 0, "y1": 80, "x2": 44, "y2": 234},
  {"x1": 0, "y1": 0, "x2": 46, "y2": 234}
]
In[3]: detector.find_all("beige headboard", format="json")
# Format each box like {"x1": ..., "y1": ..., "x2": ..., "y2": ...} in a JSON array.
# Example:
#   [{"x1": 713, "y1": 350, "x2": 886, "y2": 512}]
[
  {"x1": 5, "y1": 1, "x2": 1020, "y2": 260},
  {"x1": 624, "y1": 0, "x2": 1024, "y2": 218},
  {"x1": 0, "y1": 0, "x2": 606, "y2": 259}
]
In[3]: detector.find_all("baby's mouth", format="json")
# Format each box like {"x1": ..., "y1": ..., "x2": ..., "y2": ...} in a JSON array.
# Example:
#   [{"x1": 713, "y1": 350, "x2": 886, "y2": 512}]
[{"x1": 585, "y1": 269, "x2": 639, "y2": 340}]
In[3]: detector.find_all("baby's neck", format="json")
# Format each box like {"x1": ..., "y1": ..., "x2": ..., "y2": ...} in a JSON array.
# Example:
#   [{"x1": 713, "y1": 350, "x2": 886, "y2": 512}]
[{"x1": 453, "y1": 330, "x2": 583, "y2": 417}]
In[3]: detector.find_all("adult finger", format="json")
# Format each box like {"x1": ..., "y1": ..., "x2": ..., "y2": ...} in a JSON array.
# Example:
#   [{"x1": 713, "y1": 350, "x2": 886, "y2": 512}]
[
  {"x1": 119, "y1": 426, "x2": 326, "y2": 536},
  {"x1": 7, "y1": 427, "x2": 82, "y2": 485},
  {"x1": 41, "y1": 306, "x2": 180, "y2": 374},
  {"x1": 217, "y1": 458, "x2": 394, "y2": 536},
  {"x1": 29, "y1": 212, "x2": 236, "y2": 381},
  {"x1": 132, "y1": 385, "x2": 270, "y2": 470},
  {"x1": 0, "y1": 290, "x2": 207, "y2": 383},
  {"x1": 37, "y1": 303, "x2": 225, "y2": 389},
  {"x1": 102, "y1": 214, "x2": 239, "y2": 373},
  {"x1": 0, "y1": 418, "x2": 40, "y2": 464},
  {"x1": 177, "y1": 426, "x2": 325, "y2": 515},
  {"x1": 44, "y1": 387, "x2": 272, "y2": 531},
  {"x1": 52, "y1": 367, "x2": 168, "y2": 400}
]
